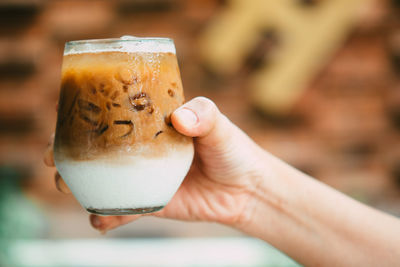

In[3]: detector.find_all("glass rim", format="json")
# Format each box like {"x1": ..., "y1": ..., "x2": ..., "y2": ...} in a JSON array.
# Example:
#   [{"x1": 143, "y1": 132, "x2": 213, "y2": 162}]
[
  {"x1": 66, "y1": 37, "x2": 173, "y2": 46},
  {"x1": 64, "y1": 36, "x2": 176, "y2": 55}
]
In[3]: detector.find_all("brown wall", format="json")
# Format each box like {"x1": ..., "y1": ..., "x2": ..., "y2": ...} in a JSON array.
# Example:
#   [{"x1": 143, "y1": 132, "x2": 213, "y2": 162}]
[{"x1": 0, "y1": 0, "x2": 399, "y2": 237}]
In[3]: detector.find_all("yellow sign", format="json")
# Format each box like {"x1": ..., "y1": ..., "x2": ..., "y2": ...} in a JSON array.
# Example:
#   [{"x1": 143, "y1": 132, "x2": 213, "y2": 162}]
[{"x1": 200, "y1": 0, "x2": 370, "y2": 114}]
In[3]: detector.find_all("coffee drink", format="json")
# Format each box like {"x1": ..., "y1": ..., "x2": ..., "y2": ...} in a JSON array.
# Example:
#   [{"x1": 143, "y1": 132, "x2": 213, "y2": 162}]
[{"x1": 54, "y1": 37, "x2": 194, "y2": 215}]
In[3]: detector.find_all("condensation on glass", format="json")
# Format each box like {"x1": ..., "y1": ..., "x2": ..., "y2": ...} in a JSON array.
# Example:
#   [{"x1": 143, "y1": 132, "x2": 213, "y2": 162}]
[{"x1": 54, "y1": 37, "x2": 194, "y2": 215}]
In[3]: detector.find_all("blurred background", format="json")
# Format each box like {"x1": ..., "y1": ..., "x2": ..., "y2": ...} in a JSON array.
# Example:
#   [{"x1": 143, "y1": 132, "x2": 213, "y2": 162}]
[{"x1": 0, "y1": 0, "x2": 399, "y2": 266}]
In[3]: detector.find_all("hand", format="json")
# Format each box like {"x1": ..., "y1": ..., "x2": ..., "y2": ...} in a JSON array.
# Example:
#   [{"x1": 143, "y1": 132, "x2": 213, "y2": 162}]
[
  {"x1": 44, "y1": 97, "x2": 400, "y2": 266},
  {"x1": 44, "y1": 97, "x2": 265, "y2": 232}
]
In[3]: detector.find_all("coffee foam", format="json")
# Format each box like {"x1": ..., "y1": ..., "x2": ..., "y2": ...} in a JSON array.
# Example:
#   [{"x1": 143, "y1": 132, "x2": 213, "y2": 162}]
[
  {"x1": 64, "y1": 36, "x2": 176, "y2": 55},
  {"x1": 54, "y1": 145, "x2": 194, "y2": 210}
]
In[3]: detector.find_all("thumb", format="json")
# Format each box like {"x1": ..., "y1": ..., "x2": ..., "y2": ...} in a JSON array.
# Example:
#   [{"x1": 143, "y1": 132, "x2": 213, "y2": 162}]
[
  {"x1": 171, "y1": 97, "x2": 231, "y2": 147},
  {"x1": 172, "y1": 97, "x2": 263, "y2": 181},
  {"x1": 171, "y1": 96, "x2": 261, "y2": 159}
]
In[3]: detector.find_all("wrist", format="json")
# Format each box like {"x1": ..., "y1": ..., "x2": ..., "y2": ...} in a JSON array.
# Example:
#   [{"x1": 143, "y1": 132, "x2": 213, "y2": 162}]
[
  {"x1": 230, "y1": 149, "x2": 272, "y2": 232},
  {"x1": 231, "y1": 150, "x2": 306, "y2": 238}
]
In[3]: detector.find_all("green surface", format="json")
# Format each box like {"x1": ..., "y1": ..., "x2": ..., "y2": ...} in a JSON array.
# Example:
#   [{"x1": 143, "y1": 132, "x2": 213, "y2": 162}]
[
  {"x1": 5, "y1": 238, "x2": 300, "y2": 267},
  {"x1": 0, "y1": 166, "x2": 47, "y2": 266}
]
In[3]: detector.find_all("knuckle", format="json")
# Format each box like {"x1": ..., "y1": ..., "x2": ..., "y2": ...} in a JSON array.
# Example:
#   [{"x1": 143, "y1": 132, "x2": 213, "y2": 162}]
[
  {"x1": 192, "y1": 97, "x2": 219, "y2": 116},
  {"x1": 194, "y1": 96, "x2": 216, "y2": 108}
]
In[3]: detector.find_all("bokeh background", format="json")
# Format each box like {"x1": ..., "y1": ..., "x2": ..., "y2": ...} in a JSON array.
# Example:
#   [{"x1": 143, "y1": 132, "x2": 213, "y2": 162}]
[{"x1": 0, "y1": 0, "x2": 399, "y2": 266}]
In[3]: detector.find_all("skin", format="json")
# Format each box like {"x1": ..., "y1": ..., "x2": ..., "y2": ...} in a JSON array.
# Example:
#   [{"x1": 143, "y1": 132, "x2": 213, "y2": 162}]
[{"x1": 44, "y1": 97, "x2": 400, "y2": 266}]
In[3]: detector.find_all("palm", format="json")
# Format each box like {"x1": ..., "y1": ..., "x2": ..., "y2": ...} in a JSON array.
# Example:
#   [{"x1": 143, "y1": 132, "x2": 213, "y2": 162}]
[
  {"x1": 46, "y1": 97, "x2": 263, "y2": 231},
  {"x1": 152, "y1": 117, "x2": 264, "y2": 225},
  {"x1": 154, "y1": 155, "x2": 251, "y2": 225}
]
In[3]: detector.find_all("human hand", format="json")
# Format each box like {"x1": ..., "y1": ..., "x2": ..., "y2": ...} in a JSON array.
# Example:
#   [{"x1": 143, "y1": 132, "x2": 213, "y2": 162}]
[{"x1": 44, "y1": 97, "x2": 265, "y2": 232}]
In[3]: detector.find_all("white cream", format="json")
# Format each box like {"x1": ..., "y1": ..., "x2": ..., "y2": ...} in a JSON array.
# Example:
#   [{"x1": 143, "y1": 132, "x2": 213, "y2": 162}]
[
  {"x1": 64, "y1": 36, "x2": 176, "y2": 55},
  {"x1": 54, "y1": 145, "x2": 193, "y2": 211}
]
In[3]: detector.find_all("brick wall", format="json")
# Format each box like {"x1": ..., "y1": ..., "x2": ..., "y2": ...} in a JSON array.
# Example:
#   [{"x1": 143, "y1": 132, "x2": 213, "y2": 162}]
[{"x1": 0, "y1": 0, "x2": 399, "y2": 228}]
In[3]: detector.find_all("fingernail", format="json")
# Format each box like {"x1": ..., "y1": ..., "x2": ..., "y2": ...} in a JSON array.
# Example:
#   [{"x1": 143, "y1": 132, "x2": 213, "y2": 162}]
[
  {"x1": 90, "y1": 215, "x2": 102, "y2": 229},
  {"x1": 174, "y1": 108, "x2": 198, "y2": 128}
]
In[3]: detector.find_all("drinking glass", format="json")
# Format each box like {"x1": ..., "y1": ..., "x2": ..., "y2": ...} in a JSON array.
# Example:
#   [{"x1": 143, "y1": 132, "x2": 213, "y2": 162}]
[{"x1": 54, "y1": 37, "x2": 194, "y2": 215}]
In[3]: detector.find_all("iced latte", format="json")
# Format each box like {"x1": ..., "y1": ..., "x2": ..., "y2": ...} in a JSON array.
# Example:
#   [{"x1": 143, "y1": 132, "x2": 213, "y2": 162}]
[{"x1": 54, "y1": 37, "x2": 194, "y2": 215}]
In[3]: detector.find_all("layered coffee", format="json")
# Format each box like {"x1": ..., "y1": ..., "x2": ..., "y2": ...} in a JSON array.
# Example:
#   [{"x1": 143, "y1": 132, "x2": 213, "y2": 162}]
[{"x1": 54, "y1": 38, "x2": 194, "y2": 215}]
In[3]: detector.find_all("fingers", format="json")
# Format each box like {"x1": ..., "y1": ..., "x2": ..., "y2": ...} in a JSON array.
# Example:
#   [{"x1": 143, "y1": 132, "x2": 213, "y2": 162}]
[
  {"x1": 45, "y1": 134, "x2": 70, "y2": 194},
  {"x1": 44, "y1": 133, "x2": 55, "y2": 167},
  {"x1": 90, "y1": 214, "x2": 142, "y2": 232},
  {"x1": 54, "y1": 172, "x2": 70, "y2": 194}
]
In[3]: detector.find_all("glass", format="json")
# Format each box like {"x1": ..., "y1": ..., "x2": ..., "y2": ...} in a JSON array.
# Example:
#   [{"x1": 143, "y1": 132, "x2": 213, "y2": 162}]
[{"x1": 53, "y1": 36, "x2": 194, "y2": 215}]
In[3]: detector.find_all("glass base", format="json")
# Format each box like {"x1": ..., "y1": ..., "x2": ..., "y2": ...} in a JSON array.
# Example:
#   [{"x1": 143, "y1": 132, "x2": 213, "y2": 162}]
[{"x1": 86, "y1": 206, "x2": 164, "y2": 216}]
